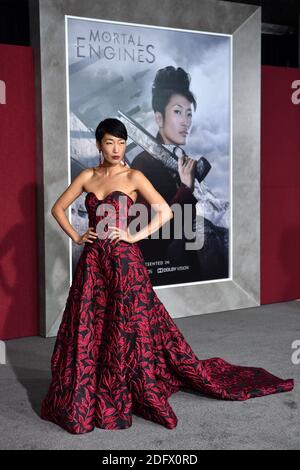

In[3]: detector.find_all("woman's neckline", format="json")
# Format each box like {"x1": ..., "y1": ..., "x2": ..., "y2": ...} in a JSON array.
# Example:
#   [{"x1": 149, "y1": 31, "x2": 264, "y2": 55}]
[
  {"x1": 87, "y1": 190, "x2": 136, "y2": 204},
  {"x1": 87, "y1": 166, "x2": 136, "y2": 203}
]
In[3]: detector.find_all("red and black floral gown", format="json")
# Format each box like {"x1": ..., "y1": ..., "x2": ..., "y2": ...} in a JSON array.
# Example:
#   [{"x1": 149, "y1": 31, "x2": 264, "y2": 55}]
[{"x1": 40, "y1": 191, "x2": 294, "y2": 434}]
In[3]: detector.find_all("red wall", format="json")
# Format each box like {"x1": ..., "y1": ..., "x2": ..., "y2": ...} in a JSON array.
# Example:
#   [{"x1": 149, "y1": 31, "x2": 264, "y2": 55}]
[
  {"x1": 0, "y1": 44, "x2": 39, "y2": 339},
  {"x1": 261, "y1": 65, "x2": 300, "y2": 303}
]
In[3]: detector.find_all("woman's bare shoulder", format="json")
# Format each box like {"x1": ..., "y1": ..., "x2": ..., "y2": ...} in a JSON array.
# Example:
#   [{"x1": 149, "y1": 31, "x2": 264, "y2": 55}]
[
  {"x1": 128, "y1": 168, "x2": 147, "y2": 182},
  {"x1": 128, "y1": 167, "x2": 144, "y2": 178},
  {"x1": 78, "y1": 167, "x2": 95, "y2": 188},
  {"x1": 79, "y1": 167, "x2": 95, "y2": 175}
]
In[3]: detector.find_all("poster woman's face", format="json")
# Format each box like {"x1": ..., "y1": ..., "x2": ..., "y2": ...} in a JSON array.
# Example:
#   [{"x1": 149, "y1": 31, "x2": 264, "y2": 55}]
[{"x1": 157, "y1": 93, "x2": 193, "y2": 145}]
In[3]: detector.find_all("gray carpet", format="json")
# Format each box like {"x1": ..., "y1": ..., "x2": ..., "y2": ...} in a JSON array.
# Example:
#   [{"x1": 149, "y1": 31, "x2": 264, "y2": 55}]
[{"x1": 0, "y1": 301, "x2": 299, "y2": 450}]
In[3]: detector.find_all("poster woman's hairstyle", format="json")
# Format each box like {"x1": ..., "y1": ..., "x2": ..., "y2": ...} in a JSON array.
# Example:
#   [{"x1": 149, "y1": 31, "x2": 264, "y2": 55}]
[{"x1": 151, "y1": 66, "x2": 197, "y2": 118}]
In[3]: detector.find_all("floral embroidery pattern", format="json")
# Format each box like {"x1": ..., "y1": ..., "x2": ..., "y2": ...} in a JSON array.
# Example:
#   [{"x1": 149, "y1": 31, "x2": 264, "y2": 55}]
[{"x1": 40, "y1": 191, "x2": 294, "y2": 434}]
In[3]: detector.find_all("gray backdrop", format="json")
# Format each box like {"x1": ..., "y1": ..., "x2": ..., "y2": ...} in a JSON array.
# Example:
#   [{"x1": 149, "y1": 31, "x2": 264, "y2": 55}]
[{"x1": 29, "y1": 0, "x2": 261, "y2": 337}]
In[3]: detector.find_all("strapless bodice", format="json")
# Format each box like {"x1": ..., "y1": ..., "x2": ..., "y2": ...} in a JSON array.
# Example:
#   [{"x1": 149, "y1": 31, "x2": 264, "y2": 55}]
[
  {"x1": 85, "y1": 190, "x2": 136, "y2": 241},
  {"x1": 86, "y1": 190, "x2": 135, "y2": 206}
]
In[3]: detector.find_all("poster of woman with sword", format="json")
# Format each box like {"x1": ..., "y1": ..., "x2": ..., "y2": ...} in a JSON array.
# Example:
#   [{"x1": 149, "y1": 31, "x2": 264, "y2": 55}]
[
  {"x1": 127, "y1": 65, "x2": 229, "y2": 286},
  {"x1": 65, "y1": 16, "x2": 231, "y2": 286}
]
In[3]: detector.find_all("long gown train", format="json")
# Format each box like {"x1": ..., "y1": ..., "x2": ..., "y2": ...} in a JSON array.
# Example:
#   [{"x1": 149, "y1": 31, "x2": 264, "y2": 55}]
[{"x1": 40, "y1": 191, "x2": 294, "y2": 434}]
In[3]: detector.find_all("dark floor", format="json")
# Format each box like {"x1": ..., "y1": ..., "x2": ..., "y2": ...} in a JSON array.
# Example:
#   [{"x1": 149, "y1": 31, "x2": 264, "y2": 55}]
[{"x1": 0, "y1": 301, "x2": 299, "y2": 450}]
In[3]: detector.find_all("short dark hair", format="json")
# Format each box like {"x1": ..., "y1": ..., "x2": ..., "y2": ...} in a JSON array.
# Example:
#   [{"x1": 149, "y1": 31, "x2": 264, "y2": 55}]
[
  {"x1": 152, "y1": 66, "x2": 197, "y2": 118},
  {"x1": 95, "y1": 118, "x2": 128, "y2": 143}
]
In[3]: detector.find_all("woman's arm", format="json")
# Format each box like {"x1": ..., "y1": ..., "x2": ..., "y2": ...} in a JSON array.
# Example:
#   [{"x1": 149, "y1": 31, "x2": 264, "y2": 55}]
[
  {"x1": 51, "y1": 168, "x2": 96, "y2": 244},
  {"x1": 129, "y1": 169, "x2": 174, "y2": 243}
]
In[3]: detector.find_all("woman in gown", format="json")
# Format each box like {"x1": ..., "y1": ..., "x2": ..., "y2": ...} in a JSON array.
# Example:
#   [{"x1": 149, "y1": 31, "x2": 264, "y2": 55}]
[{"x1": 40, "y1": 118, "x2": 294, "y2": 434}]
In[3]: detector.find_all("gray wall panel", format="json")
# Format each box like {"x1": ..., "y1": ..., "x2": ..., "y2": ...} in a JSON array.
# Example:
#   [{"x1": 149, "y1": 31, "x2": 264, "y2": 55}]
[{"x1": 29, "y1": 0, "x2": 261, "y2": 337}]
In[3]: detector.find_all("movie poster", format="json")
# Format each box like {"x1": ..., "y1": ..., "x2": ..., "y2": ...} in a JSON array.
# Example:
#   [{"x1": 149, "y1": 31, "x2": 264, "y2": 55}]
[{"x1": 66, "y1": 15, "x2": 231, "y2": 288}]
